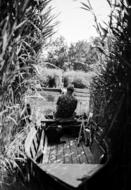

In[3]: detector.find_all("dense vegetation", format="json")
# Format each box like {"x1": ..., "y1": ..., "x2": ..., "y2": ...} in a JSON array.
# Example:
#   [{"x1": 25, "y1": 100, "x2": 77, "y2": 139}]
[
  {"x1": 0, "y1": 0, "x2": 131, "y2": 189},
  {"x1": 37, "y1": 35, "x2": 100, "y2": 88},
  {"x1": 44, "y1": 36, "x2": 100, "y2": 71},
  {"x1": 82, "y1": 0, "x2": 131, "y2": 188},
  {"x1": 0, "y1": 0, "x2": 55, "y2": 189}
]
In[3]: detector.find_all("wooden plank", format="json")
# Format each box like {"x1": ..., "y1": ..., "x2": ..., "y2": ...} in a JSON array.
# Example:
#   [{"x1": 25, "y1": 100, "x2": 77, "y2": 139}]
[
  {"x1": 30, "y1": 143, "x2": 37, "y2": 159},
  {"x1": 90, "y1": 138, "x2": 104, "y2": 164},
  {"x1": 34, "y1": 135, "x2": 39, "y2": 151},
  {"x1": 25, "y1": 127, "x2": 37, "y2": 158},
  {"x1": 43, "y1": 145, "x2": 50, "y2": 164},
  {"x1": 49, "y1": 145, "x2": 57, "y2": 163},
  {"x1": 55, "y1": 143, "x2": 64, "y2": 163},
  {"x1": 39, "y1": 164, "x2": 103, "y2": 188},
  {"x1": 30, "y1": 148, "x2": 34, "y2": 159},
  {"x1": 62, "y1": 139, "x2": 66, "y2": 164},
  {"x1": 62, "y1": 137, "x2": 72, "y2": 164},
  {"x1": 32, "y1": 139, "x2": 37, "y2": 153},
  {"x1": 68, "y1": 138, "x2": 80, "y2": 164},
  {"x1": 74, "y1": 139, "x2": 87, "y2": 164},
  {"x1": 82, "y1": 143, "x2": 94, "y2": 163},
  {"x1": 45, "y1": 138, "x2": 93, "y2": 164},
  {"x1": 76, "y1": 141, "x2": 88, "y2": 164},
  {"x1": 67, "y1": 137, "x2": 73, "y2": 164},
  {"x1": 73, "y1": 139, "x2": 81, "y2": 163}
]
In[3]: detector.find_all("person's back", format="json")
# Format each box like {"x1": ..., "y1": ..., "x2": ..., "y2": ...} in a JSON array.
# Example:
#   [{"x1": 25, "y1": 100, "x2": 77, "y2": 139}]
[{"x1": 55, "y1": 85, "x2": 77, "y2": 119}]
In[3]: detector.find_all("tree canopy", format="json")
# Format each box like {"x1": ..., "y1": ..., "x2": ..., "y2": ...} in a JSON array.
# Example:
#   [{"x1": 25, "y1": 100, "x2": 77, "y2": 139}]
[{"x1": 45, "y1": 36, "x2": 100, "y2": 71}]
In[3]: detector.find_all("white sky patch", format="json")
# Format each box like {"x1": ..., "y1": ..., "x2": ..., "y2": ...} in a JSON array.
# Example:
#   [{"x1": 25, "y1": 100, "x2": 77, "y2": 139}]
[{"x1": 51, "y1": 0, "x2": 111, "y2": 44}]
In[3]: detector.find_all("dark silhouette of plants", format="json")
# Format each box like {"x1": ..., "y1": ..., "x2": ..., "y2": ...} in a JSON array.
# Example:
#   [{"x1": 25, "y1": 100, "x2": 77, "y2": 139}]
[
  {"x1": 0, "y1": 0, "x2": 56, "y2": 105},
  {"x1": 0, "y1": 0, "x2": 56, "y2": 188},
  {"x1": 82, "y1": 0, "x2": 131, "y2": 128},
  {"x1": 82, "y1": 0, "x2": 131, "y2": 188}
]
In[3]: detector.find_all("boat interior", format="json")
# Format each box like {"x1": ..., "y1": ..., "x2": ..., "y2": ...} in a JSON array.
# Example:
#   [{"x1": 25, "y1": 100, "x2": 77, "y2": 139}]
[{"x1": 25, "y1": 88, "x2": 109, "y2": 189}]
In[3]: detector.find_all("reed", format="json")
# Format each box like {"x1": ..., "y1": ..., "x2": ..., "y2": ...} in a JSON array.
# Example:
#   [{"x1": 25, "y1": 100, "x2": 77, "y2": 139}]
[
  {"x1": 82, "y1": 0, "x2": 131, "y2": 133},
  {"x1": 0, "y1": 0, "x2": 56, "y2": 189}
]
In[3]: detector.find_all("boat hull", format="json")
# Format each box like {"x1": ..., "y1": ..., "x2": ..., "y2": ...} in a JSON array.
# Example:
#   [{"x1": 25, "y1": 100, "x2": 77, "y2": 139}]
[{"x1": 25, "y1": 125, "x2": 110, "y2": 190}]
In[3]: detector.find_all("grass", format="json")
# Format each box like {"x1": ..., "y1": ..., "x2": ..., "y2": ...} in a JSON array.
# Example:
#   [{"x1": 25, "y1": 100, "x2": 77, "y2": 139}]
[
  {"x1": 0, "y1": 100, "x2": 33, "y2": 190},
  {"x1": 0, "y1": 127, "x2": 29, "y2": 190}
]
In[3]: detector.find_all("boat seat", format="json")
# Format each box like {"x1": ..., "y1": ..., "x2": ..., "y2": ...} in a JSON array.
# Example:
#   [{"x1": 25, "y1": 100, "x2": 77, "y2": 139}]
[{"x1": 41, "y1": 118, "x2": 82, "y2": 126}]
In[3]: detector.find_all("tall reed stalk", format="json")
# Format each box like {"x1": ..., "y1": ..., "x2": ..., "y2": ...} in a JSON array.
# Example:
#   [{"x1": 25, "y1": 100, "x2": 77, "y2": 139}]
[{"x1": 0, "y1": 0, "x2": 56, "y2": 188}]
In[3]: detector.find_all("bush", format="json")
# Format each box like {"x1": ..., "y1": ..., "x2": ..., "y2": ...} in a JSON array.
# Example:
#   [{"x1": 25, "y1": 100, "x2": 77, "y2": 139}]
[
  {"x1": 72, "y1": 78, "x2": 87, "y2": 88},
  {"x1": 63, "y1": 71, "x2": 92, "y2": 88},
  {"x1": 36, "y1": 67, "x2": 63, "y2": 88}
]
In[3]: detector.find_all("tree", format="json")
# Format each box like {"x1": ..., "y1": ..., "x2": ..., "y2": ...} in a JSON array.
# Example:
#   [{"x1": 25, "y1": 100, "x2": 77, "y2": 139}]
[
  {"x1": 46, "y1": 36, "x2": 68, "y2": 68},
  {"x1": 46, "y1": 36, "x2": 102, "y2": 72},
  {"x1": 68, "y1": 41, "x2": 89, "y2": 63},
  {"x1": 68, "y1": 39, "x2": 100, "y2": 71}
]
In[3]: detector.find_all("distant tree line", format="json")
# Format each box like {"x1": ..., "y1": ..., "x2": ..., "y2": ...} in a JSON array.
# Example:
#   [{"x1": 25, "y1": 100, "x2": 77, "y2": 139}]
[{"x1": 44, "y1": 35, "x2": 101, "y2": 72}]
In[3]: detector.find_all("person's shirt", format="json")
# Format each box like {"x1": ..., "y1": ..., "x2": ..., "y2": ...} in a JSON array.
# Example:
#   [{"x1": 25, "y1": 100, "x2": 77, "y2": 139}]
[{"x1": 55, "y1": 94, "x2": 77, "y2": 119}]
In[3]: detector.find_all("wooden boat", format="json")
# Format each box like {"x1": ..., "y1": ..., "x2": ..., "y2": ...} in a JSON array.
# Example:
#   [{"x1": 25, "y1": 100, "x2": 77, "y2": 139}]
[{"x1": 25, "y1": 88, "x2": 110, "y2": 190}]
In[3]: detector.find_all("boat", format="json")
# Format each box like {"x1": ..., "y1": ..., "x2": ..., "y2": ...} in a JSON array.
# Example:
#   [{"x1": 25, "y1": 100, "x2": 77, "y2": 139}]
[{"x1": 25, "y1": 88, "x2": 110, "y2": 190}]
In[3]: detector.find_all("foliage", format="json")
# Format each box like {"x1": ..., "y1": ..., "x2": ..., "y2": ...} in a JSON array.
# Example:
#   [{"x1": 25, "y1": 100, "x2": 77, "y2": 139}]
[
  {"x1": 43, "y1": 68, "x2": 63, "y2": 87},
  {"x1": 85, "y1": 1, "x2": 131, "y2": 187},
  {"x1": 45, "y1": 37, "x2": 100, "y2": 71},
  {"x1": 63, "y1": 70, "x2": 92, "y2": 88},
  {"x1": 68, "y1": 39, "x2": 100, "y2": 71},
  {"x1": 0, "y1": 126, "x2": 30, "y2": 190},
  {"x1": 0, "y1": 0, "x2": 56, "y2": 188},
  {"x1": 68, "y1": 40, "x2": 89, "y2": 71},
  {"x1": 82, "y1": 0, "x2": 131, "y2": 132},
  {"x1": 46, "y1": 36, "x2": 68, "y2": 69},
  {"x1": 0, "y1": 0, "x2": 56, "y2": 104},
  {"x1": 81, "y1": 3, "x2": 131, "y2": 187},
  {"x1": 33, "y1": 66, "x2": 63, "y2": 87}
]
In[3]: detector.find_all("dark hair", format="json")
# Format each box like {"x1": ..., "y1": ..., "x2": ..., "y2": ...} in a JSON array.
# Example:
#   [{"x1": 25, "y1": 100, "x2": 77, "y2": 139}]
[{"x1": 67, "y1": 85, "x2": 74, "y2": 93}]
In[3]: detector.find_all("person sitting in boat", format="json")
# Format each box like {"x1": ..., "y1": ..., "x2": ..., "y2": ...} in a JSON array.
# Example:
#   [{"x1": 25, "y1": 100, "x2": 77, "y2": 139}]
[{"x1": 55, "y1": 84, "x2": 78, "y2": 120}]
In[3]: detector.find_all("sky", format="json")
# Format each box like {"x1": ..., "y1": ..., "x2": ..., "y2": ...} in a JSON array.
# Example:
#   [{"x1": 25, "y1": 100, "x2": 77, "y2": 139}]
[{"x1": 51, "y1": 0, "x2": 111, "y2": 44}]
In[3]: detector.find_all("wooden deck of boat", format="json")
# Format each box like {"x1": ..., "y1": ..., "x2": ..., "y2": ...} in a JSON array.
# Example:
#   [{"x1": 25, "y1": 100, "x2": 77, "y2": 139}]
[
  {"x1": 38, "y1": 136, "x2": 102, "y2": 189},
  {"x1": 43, "y1": 136, "x2": 95, "y2": 164}
]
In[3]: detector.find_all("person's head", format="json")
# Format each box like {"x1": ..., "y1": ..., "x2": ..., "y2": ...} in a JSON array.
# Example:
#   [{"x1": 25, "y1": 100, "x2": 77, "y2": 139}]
[{"x1": 67, "y1": 84, "x2": 74, "y2": 95}]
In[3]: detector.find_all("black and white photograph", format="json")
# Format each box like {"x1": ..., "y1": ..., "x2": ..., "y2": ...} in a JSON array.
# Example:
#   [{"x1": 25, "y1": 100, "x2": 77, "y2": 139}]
[{"x1": 0, "y1": 0, "x2": 130, "y2": 189}]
